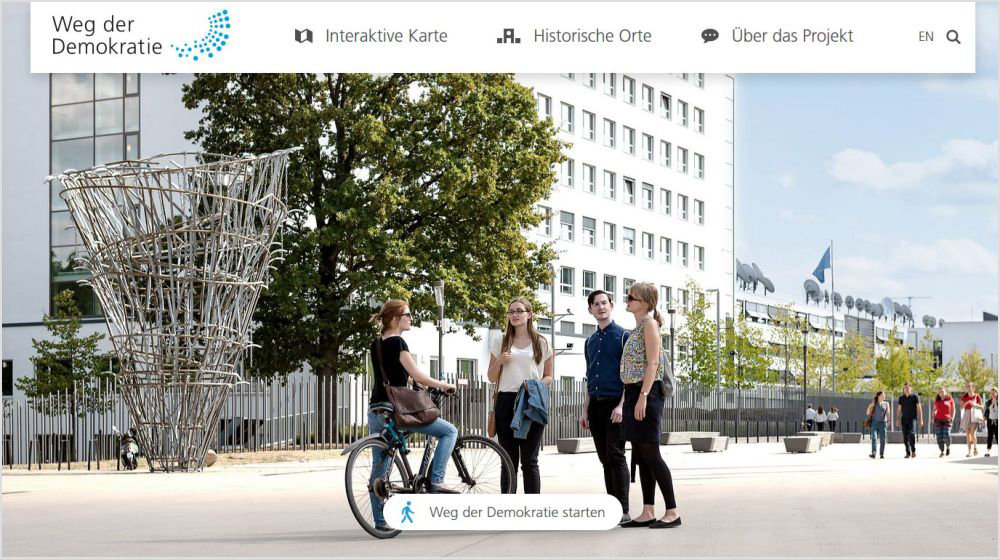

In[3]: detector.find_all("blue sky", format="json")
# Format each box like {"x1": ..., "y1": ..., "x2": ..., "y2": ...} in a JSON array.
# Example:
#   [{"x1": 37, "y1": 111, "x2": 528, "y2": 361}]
[{"x1": 736, "y1": 3, "x2": 998, "y2": 323}]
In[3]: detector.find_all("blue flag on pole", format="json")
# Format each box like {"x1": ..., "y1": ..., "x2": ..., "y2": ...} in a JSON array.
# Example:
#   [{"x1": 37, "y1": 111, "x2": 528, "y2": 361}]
[{"x1": 812, "y1": 247, "x2": 831, "y2": 283}]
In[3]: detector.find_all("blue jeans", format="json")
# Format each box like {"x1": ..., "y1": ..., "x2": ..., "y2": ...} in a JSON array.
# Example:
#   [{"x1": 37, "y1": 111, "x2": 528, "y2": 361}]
[
  {"x1": 366, "y1": 410, "x2": 458, "y2": 525},
  {"x1": 870, "y1": 420, "x2": 887, "y2": 456}
]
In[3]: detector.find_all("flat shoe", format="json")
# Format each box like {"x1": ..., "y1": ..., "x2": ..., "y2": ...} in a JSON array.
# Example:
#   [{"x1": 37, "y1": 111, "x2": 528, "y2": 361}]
[
  {"x1": 649, "y1": 518, "x2": 682, "y2": 529},
  {"x1": 427, "y1": 484, "x2": 460, "y2": 494},
  {"x1": 620, "y1": 519, "x2": 654, "y2": 528}
]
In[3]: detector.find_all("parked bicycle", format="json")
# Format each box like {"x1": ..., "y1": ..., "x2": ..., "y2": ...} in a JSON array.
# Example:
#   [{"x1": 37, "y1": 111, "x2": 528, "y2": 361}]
[{"x1": 343, "y1": 386, "x2": 515, "y2": 539}]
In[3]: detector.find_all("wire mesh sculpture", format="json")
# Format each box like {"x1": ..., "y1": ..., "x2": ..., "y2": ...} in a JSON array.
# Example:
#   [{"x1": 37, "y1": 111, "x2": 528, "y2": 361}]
[{"x1": 53, "y1": 149, "x2": 297, "y2": 471}]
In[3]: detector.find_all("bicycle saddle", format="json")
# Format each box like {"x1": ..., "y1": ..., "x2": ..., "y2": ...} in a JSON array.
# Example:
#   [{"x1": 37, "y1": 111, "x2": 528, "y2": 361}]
[{"x1": 369, "y1": 401, "x2": 394, "y2": 415}]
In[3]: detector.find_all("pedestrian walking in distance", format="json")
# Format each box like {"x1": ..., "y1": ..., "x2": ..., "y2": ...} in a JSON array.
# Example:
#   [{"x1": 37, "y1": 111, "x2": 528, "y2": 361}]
[
  {"x1": 985, "y1": 388, "x2": 998, "y2": 457},
  {"x1": 805, "y1": 404, "x2": 816, "y2": 430},
  {"x1": 960, "y1": 382, "x2": 985, "y2": 457},
  {"x1": 579, "y1": 290, "x2": 631, "y2": 525},
  {"x1": 896, "y1": 382, "x2": 922, "y2": 458},
  {"x1": 815, "y1": 407, "x2": 827, "y2": 431},
  {"x1": 867, "y1": 391, "x2": 890, "y2": 459},
  {"x1": 933, "y1": 387, "x2": 955, "y2": 457},
  {"x1": 827, "y1": 407, "x2": 839, "y2": 433}
]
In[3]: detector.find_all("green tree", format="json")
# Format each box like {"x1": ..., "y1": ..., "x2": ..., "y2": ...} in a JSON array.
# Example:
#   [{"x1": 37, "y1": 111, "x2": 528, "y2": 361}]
[
  {"x1": 181, "y1": 74, "x2": 563, "y2": 437},
  {"x1": 676, "y1": 279, "x2": 718, "y2": 389},
  {"x1": 910, "y1": 329, "x2": 949, "y2": 399},
  {"x1": 874, "y1": 326, "x2": 910, "y2": 393},
  {"x1": 834, "y1": 331, "x2": 874, "y2": 395},
  {"x1": 16, "y1": 289, "x2": 114, "y2": 416},
  {"x1": 768, "y1": 305, "x2": 804, "y2": 386},
  {"x1": 722, "y1": 314, "x2": 772, "y2": 390},
  {"x1": 955, "y1": 347, "x2": 995, "y2": 392}
]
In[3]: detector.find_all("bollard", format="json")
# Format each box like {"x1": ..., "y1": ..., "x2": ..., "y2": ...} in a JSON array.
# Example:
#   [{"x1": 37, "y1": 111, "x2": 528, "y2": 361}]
[
  {"x1": 27, "y1": 441, "x2": 33, "y2": 471},
  {"x1": 302, "y1": 421, "x2": 307, "y2": 452}
]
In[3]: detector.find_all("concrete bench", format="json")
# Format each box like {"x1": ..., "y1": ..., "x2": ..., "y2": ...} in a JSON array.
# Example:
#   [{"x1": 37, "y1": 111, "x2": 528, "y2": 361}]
[
  {"x1": 556, "y1": 437, "x2": 596, "y2": 454},
  {"x1": 660, "y1": 431, "x2": 720, "y2": 445},
  {"x1": 833, "y1": 432, "x2": 863, "y2": 443},
  {"x1": 691, "y1": 436, "x2": 729, "y2": 452},
  {"x1": 784, "y1": 436, "x2": 822, "y2": 453},
  {"x1": 796, "y1": 431, "x2": 833, "y2": 447}
]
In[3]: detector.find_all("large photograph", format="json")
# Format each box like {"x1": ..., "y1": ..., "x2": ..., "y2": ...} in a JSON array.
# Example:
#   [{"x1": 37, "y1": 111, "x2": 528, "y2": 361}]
[{"x1": 2, "y1": 2, "x2": 997, "y2": 556}]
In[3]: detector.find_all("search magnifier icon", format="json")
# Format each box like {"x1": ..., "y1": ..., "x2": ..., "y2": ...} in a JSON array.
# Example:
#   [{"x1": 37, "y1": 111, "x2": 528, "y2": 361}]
[{"x1": 946, "y1": 30, "x2": 960, "y2": 44}]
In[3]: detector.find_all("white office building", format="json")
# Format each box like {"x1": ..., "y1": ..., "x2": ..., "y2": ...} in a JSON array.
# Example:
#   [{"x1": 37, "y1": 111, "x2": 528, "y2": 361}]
[
  {"x1": 2, "y1": 5, "x2": 735, "y2": 397},
  {"x1": 913, "y1": 317, "x2": 998, "y2": 374}
]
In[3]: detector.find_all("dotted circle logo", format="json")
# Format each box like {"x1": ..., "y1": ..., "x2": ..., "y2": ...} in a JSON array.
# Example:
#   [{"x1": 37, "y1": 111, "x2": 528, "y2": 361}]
[{"x1": 170, "y1": 9, "x2": 232, "y2": 62}]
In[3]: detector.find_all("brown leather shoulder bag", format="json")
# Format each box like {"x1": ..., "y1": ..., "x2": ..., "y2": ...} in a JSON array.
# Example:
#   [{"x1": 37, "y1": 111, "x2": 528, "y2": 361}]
[{"x1": 375, "y1": 337, "x2": 439, "y2": 428}]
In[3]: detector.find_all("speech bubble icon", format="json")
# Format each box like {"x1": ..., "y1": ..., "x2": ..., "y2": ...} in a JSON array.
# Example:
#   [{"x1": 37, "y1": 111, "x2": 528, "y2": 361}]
[{"x1": 701, "y1": 28, "x2": 719, "y2": 43}]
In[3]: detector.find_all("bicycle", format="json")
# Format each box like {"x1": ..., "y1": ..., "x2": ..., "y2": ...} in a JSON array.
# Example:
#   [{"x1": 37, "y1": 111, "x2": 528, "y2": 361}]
[{"x1": 343, "y1": 386, "x2": 516, "y2": 539}]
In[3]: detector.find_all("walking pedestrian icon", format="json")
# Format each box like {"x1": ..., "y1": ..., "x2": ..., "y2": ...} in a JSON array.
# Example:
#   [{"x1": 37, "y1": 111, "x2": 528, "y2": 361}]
[{"x1": 401, "y1": 501, "x2": 415, "y2": 524}]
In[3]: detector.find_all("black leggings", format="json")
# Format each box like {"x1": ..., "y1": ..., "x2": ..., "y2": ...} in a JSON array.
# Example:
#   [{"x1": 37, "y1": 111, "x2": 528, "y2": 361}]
[
  {"x1": 632, "y1": 441, "x2": 676, "y2": 508},
  {"x1": 988, "y1": 421, "x2": 998, "y2": 451}
]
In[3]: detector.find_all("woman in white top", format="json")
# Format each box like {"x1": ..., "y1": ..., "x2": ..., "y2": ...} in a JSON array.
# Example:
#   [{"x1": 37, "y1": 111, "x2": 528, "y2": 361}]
[
  {"x1": 815, "y1": 407, "x2": 827, "y2": 431},
  {"x1": 827, "y1": 407, "x2": 840, "y2": 433},
  {"x1": 487, "y1": 297, "x2": 553, "y2": 494}
]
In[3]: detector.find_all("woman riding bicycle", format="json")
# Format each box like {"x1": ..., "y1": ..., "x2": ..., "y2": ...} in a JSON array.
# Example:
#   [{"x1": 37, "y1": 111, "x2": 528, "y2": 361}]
[{"x1": 368, "y1": 299, "x2": 459, "y2": 508}]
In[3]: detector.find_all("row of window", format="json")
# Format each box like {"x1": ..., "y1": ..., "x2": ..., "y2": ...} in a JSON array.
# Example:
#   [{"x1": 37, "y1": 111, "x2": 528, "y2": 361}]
[
  {"x1": 559, "y1": 73, "x2": 706, "y2": 105},
  {"x1": 538, "y1": 210, "x2": 706, "y2": 270},
  {"x1": 556, "y1": 161, "x2": 706, "y2": 222},
  {"x1": 544, "y1": 91, "x2": 706, "y2": 135},
  {"x1": 543, "y1": 272, "x2": 694, "y2": 312},
  {"x1": 539, "y1": 97, "x2": 706, "y2": 179}
]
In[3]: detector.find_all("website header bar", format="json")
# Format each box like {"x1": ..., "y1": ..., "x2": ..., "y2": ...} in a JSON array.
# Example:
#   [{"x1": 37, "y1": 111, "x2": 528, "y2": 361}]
[{"x1": 29, "y1": 2, "x2": 976, "y2": 73}]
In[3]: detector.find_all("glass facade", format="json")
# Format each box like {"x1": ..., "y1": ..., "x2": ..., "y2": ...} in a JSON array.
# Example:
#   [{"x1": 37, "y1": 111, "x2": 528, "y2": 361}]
[{"x1": 50, "y1": 73, "x2": 139, "y2": 316}]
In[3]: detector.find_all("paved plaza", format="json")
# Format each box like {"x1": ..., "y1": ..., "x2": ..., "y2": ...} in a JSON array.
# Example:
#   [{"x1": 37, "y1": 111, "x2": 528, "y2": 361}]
[{"x1": 2, "y1": 440, "x2": 996, "y2": 556}]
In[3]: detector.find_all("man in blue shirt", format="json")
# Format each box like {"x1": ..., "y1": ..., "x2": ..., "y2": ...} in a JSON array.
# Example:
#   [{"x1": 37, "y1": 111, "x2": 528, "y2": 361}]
[{"x1": 579, "y1": 290, "x2": 631, "y2": 524}]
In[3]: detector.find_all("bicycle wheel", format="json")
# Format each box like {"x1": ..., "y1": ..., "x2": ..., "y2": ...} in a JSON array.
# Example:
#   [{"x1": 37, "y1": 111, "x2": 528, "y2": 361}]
[
  {"x1": 443, "y1": 435, "x2": 517, "y2": 494},
  {"x1": 345, "y1": 438, "x2": 408, "y2": 539}
]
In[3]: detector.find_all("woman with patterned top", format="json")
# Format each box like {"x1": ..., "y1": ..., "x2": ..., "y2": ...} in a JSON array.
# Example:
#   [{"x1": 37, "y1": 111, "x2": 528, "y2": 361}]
[
  {"x1": 960, "y1": 382, "x2": 984, "y2": 457},
  {"x1": 618, "y1": 282, "x2": 680, "y2": 529}
]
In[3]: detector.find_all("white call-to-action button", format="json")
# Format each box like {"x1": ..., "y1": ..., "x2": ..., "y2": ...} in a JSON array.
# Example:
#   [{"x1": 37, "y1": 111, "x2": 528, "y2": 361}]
[{"x1": 383, "y1": 494, "x2": 621, "y2": 530}]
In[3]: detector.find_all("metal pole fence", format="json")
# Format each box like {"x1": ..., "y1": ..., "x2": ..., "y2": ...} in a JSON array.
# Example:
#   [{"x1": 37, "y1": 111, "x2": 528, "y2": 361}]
[{"x1": 0, "y1": 376, "x2": 880, "y2": 465}]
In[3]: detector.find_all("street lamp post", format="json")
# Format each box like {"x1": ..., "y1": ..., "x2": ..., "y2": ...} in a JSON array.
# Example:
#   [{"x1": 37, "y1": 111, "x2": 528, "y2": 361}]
[
  {"x1": 802, "y1": 323, "x2": 810, "y2": 428},
  {"x1": 432, "y1": 280, "x2": 445, "y2": 382},
  {"x1": 668, "y1": 304, "x2": 676, "y2": 427},
  {"x1": 707, "y1": 289, "x2": 721, "y2": 427}
]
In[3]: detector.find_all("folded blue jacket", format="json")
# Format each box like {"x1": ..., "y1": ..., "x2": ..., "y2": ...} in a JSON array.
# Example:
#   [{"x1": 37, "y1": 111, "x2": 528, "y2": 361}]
[{"x1": 511, "y1": 379, "x2": 549, "y2": 439}]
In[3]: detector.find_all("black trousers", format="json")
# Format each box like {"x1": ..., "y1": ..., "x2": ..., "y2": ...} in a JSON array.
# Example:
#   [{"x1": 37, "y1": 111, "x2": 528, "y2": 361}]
[
  {"x1": 495, "y1": 392, "x2": 544, "y2": 494},
  {"x1": 587, "y1": 397, "x2": 629, "y2": 513},
  {"x1": 901, "y1": 417, "x2": 918, "y2": 454},
  {"x1": 988, "y1": 421, "x2": 998, "y2": 450},
  {"x1": 828, "y1": 420, "x2": 837, "y2": 432}
]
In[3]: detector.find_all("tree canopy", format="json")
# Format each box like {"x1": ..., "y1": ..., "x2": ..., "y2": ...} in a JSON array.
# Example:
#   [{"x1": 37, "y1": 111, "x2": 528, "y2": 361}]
[{"x1": 181, "y1": 73, "x2": 563, "y2": 380}]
